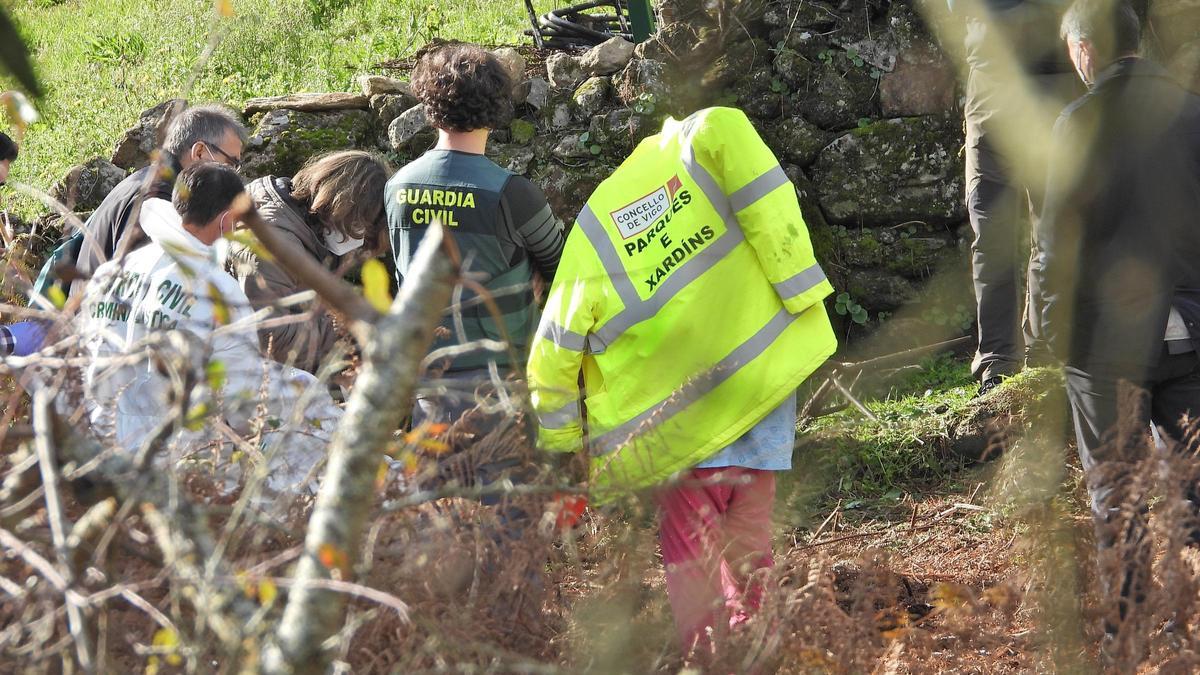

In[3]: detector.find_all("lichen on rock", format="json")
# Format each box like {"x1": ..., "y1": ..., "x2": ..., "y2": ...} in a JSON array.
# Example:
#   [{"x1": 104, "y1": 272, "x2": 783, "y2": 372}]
[
  {"x1": 810, "y1": 114, "x2": 965, "y2": 226},
  {"x1": 51, "y1": 159, "x2": 127, "y2": 212},
  {"x1": 571, "y1": 77, "x2": 612, "y2": 119},
  {"x1": 767, "y1": 116, "x2": 834, "y2": 167}
]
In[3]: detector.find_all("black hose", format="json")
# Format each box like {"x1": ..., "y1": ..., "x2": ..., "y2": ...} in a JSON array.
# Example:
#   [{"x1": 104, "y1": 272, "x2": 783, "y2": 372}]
[{"x1": 526, "y1": 0, "x2": 634, "y2": 49}]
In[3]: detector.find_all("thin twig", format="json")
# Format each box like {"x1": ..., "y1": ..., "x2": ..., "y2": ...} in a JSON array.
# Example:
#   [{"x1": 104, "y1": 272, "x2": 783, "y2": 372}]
[
  {"x1": 799, "y1": 523, "x2": 939, "y2": 550},
  {"x1": 260, "y1": 577, "x2": 410, "y2": 621},
  {"x1": 811, "y1": 498, "x2": 842, "y2": 542},
  {"x1": 0, "y1": 527, "x2": 79, "y2": 599},
  {"x1": 33, "y1": 390, "x2": 94, "y2": 672},
  {"x1": 829, "y1": 373, "x2": 879, "y2": 422},
  {"x1": 119, "y1": 588, "x2": 177, "y2": 632},
  {"x1": 381, "y1": 480, "x2": 585, "y2": 513}
]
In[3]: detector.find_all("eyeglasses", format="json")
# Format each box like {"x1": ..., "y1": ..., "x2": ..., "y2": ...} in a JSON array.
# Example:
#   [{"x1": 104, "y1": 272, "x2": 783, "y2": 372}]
[{"x1": 204, "y1": 142, "x2": 242, "y2": 170}]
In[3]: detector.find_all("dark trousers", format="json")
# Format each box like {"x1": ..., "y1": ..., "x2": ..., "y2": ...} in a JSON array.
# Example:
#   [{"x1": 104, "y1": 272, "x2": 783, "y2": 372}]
[
  {"x1": 413, "y1": 368, "x2": 536, "y2": 539},
  {"x1": 1065, "y1": 349, "x2": 1200, "y2": 631},
  {"x1": 965, "y1": 69, "x2": 1081, "y2": 381},
  {"x1": 1065, "y1": 349, "x2": 1200, "y2": 519},
  {"x1": 966, "y1": 158, "x2": 1045, "y2": 380}
]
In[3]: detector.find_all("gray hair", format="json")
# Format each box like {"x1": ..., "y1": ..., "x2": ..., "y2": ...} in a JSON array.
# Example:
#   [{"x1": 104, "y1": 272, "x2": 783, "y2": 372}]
[
  {"x1": 161, "y1": 104, "x2": 249, "y2": 158},
  {"x1": 1061, "y1": 0, "x2": 1141, "y2": 61}
]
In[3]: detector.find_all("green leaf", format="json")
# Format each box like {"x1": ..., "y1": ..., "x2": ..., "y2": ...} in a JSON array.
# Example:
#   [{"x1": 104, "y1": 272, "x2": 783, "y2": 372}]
[
  {"x1": 579, "y1": 131, "x2": 590, "y2": 144},
  {"x1": 205, "y1": 359, "x2": 226, "y2": 391},
  {"x1": 151, "y1": 627, "x2": 183, "y2": 666},
  {"x1": 46, "y1": 285, "x2": 66, "y2": 310},
  {"x1": 589, "y1": 144, "x2": 601, "y2": 155},
  {"x1": 835, "y1": 304, "x2": 848, "y2": 316},
  {"x1": 361, "y1": 258, "x2": 393, "y2": 312},
  {"x1": 0, "y1": 7, "x2": 41, "y2": 97},
  {"x1": 836, "y1": 292, "x2": 850, "y2": 302},
  {"x1": 208, "y1": 282, "x2": 230, "y2": 326},
  {"x1": 852, "y1": 57, "x2": 864, "y2": 67},
  {"x1": 184, "y1": 402, "x2": 210, "y2": 431},
  {"x1": 227, "y1": 230, "x2": 274, "y2": 261}
]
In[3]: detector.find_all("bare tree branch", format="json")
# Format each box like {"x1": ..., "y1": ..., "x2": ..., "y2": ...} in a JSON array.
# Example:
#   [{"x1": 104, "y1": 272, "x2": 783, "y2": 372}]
[
  {"x1": 39, "y1": 384, "x2": 262, "y2": 652},
  {"x1": 266, "y1": 225, "x2": 457, "y2": 674},
  {"x1": 32, "y1": 389, "x2": 94, "y2": 672}
]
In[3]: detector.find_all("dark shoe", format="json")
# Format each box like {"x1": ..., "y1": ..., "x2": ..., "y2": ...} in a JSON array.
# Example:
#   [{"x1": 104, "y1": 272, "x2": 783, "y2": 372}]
[{"x1": 975, "y1": 376, "x2": 1004, "y2": 398}]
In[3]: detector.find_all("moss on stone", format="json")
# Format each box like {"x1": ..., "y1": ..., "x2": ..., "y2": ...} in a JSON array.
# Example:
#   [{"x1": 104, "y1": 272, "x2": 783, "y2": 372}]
[
  {"x1": 242, "y1": 109, "x2": 372, "y2": 179},
  {"x1": 510, "y1": 119, "x2": 536, "y2": 145}
]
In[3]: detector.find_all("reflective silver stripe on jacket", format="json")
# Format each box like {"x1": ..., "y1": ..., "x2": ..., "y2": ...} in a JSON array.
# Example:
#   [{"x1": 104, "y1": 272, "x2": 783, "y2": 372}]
[
  {"x1": 729, "y1": 165, "x2": 790, "y2": 213},
  {"x1": 591, "y1": 307, "x2": 797, "y2": 455},
  {"x1": 773, "y1": 263, "x2": 828, "y2": 301},
  {"x1": 576, "y1": 206, "x2": 642, "y2": 312},
  {"x1": 583, "y1": 146, "x2": 771, "y2": 351},
  {"x1": 571, "y1": 139, "x2": 812, "y2": 352},
  {"x1": 538, "y1": 319, "x2": 589, "y2": 352},
  {"x1": 538, "y1": 398, "x2": 581, "y2": 430}
]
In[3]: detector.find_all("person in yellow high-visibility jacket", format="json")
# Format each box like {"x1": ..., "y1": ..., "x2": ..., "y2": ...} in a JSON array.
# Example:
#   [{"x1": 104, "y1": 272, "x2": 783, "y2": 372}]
[{"x1": 527, "y1": 106, "x2": 837, "y2": 654}]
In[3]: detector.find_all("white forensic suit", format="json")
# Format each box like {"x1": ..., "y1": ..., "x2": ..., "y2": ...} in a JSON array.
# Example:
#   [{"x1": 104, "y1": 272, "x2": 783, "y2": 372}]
[{"x1": 79, "y1": 198, "x2": 342, "y2": 504}]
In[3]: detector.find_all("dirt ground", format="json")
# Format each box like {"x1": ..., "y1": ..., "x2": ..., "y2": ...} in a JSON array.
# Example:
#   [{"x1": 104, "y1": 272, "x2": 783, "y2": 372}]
[{"x1": 7, "y1": 408, "x2": 1200, "y2": 673}]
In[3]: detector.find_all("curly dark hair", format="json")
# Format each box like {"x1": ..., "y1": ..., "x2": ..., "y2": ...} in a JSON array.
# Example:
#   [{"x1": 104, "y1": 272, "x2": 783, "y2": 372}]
[{"x1": 410, "y1": 44, "x2": 514, "y2": 133}]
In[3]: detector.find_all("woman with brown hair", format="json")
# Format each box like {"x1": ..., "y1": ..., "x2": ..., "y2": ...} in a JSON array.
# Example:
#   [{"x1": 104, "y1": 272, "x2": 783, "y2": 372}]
[{"x1": 233, "y1": 150, "x2": 392, "y2": 374}]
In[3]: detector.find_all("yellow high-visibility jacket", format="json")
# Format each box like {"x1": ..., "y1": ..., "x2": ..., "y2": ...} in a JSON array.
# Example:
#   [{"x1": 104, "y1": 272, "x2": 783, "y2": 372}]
[{"x1": 527, "y1": 107, "x2": 837, "y2": 498}]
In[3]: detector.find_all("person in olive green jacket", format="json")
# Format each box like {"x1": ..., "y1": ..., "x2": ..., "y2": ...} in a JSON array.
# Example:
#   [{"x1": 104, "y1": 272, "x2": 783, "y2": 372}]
[{"x1": 232, "y1": 151, "x2": 391, "y2": 374}]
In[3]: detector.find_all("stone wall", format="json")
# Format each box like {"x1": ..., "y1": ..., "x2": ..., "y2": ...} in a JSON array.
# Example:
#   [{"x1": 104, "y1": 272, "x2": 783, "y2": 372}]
[{"x1": 50, "y1": 0, "x2": 982, "y2": 340}]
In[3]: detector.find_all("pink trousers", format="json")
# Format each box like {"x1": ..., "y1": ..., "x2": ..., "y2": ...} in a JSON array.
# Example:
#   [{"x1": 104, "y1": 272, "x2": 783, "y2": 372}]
[{"x1": 657, "y1": 467, "x2": 776, "y2": 653}]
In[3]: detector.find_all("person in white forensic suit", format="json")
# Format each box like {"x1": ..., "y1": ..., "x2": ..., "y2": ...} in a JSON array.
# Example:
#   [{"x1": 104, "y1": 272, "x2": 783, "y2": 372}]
[{"x1": 78, "y1": 161, "x2": 343, "y2": 508}]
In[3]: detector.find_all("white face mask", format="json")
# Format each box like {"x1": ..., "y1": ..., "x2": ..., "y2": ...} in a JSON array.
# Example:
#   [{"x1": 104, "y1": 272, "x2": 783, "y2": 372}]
[
  {"x1": 213, "y1": 236, "x2": 231, "y2": 266},
  {"x1": 324, "y1": 230, "x2": 364, "y2": 256}
]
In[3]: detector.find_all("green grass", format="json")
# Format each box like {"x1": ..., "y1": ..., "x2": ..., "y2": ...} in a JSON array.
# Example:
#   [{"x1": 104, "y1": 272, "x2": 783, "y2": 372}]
[
  {"x1": 808, "y1": 355, "x2": 977, "y2": 486},
  {"x1": 778, "y1": 360, "x2": 1069, "y2": 532},
  {"x1": 1, "y1": 0, "x2": 527, "y2": 220}
]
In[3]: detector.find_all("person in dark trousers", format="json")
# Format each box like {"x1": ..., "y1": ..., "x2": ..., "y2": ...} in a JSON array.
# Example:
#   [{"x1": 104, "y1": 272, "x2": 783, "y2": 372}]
[
  {"x1": 385, "y1": 44, "x2": 565, "y2": 560},
  {"x1": 952, "y1": 0, "x2": 1083, "y2": 395},
  {"x1": 386, "y1": 43, "x2": 565, "y2": 428},
  {"x1": 1035, "y1": 0, "x2": 1200, "y2": 638}
]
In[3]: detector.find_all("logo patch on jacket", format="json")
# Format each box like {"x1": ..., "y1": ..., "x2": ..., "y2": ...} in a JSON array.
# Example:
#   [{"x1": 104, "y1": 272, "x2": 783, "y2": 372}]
[{"x1": 610, "y1": 175, "x2": 683, "y2": 239}]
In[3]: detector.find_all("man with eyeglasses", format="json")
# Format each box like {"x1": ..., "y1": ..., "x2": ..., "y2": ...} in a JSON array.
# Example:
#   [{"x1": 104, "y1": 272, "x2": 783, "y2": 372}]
[{"x1": 32, "y1": 104, "x2": 248, "y2": 302}]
